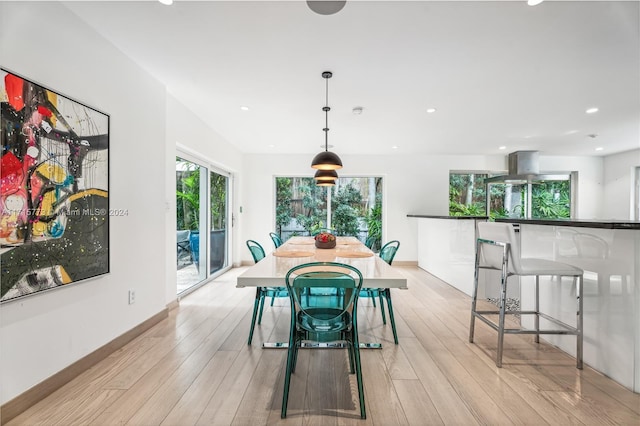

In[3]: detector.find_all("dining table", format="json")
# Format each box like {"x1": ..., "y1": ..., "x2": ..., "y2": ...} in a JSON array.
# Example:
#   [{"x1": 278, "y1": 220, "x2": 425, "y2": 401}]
[{"x1": 237, "y1": 236, "x2": 408, "y2": 348}]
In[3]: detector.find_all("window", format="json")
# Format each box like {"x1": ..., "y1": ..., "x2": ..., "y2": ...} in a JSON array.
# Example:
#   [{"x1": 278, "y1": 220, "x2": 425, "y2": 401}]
[
  {"x1": 450, "y1": 171, "x2": 573, "y2": 219},
  {"x1": 449, "y1": 173, "x2": 488, "y2": 216},
  {"x1": 275, "y1": 176, "x2": 383, "y2": 250}
]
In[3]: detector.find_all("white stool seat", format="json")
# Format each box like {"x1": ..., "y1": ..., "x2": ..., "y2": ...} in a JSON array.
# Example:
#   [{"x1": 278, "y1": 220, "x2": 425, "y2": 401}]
[
  {"x1": 519, "y1": 258, "x2": 583, "y2": 276},
  {"x1": 469, "y1": 222, "x2": 584, "y2": 369}
]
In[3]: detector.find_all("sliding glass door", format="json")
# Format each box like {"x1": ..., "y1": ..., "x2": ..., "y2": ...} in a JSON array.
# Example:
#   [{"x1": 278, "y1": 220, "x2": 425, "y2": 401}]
[
  {"x1": 209, "y1": 170, "x2": 228, "y2": 276},
  {"x1": 176, "y1": 155, "x2": 231, "y2": 295}
]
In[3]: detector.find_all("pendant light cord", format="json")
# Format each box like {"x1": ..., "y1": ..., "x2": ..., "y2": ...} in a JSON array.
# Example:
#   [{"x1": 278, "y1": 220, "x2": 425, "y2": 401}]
[{"x1": 323, "y1": 72, "x2": 331, "y2": 152}]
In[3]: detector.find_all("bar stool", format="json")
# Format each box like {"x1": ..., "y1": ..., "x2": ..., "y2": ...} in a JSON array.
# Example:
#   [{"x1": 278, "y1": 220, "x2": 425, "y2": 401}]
[{"x1": 469, "y1": 222, "x2": 584, "y2": 369}]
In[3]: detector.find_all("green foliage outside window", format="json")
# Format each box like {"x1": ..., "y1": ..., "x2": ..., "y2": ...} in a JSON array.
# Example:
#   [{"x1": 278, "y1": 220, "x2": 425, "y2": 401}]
[
  {"x1": 450, "y1": 172, "x2": 571, "y2": 219},
  {"x1": 210, "y1": 173, "x2": 226, "y2": 230},
  {"x1": 366, "y1": 193, "x2": 382, "y2": 251},
  {"x1": 275, "y1": 177, "x2": 293, "y2": 235},
  {"x1": 275, "y1": 176, "x2": 382, "y2": 242},
  {"x1": 331, "y1": 182, "x2": 363, "y2": 236},
  {"x1": 176, "y1": 158, "x2": 200, "y2": 230},
  {"x1": 531, "y1": 181, "x2": 571, "y2": 218},
  {"x1": 295, "y1": 178, "x2": 327, "y2": 234},
  {"x1": 449, "y1": 173, "x2": 487, "y2": 216}
]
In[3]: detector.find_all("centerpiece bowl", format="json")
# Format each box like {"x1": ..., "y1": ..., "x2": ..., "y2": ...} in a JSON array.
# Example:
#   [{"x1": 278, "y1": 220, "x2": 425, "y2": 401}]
[{"x1": 314, "y1": 232, "x2": 336, "y2": 249}]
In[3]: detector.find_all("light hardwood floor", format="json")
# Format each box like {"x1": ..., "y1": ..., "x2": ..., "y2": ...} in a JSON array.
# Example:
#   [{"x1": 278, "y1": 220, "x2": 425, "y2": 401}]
[{"x1": 7, "y1": 266, "x2": 639, "y2": 425}]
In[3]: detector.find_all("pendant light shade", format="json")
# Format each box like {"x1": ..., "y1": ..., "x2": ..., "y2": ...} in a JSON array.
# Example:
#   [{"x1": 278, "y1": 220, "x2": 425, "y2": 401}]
[
  {"x1": 311, "y1": 71, "x2": 343, "y2": 171},
  {"x1": 314, "y1": 169, "x2": 338, "y2": 180},
  {"x1": 316, "y1": 178, "x2": 336, "y2": 187},
  {"x1": 311, "y1": 151, "x2": 343, "y2": 170}
]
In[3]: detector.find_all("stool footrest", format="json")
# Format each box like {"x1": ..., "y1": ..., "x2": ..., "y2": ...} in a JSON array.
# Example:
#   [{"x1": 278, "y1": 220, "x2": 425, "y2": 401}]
[{"x1": 472, "y1": 311, "x2": 579, "y2": 334}]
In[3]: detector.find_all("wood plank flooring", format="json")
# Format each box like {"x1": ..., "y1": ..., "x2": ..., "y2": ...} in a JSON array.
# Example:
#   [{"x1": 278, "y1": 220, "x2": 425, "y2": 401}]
[{"x1": 6, "y1": 267, "x2": 639, "y2": 425}]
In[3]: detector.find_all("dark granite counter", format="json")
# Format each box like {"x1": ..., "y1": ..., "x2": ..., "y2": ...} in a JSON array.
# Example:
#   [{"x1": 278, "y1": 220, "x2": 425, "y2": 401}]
[{"x1": 495, "y1": 218, "x2": 640, "y2": 230}]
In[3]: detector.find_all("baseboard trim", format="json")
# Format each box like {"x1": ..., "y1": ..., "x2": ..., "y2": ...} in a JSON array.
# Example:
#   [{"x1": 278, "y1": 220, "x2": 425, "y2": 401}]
[
  {"x1": 393, "y1": 260, "x2": 418, "y2": 267},
  {"x1": 166, "y1": 299, "x2": 180, "y2": 311},
  {"x1": 0, "y1": 308, "x2": 168, "y2": 425}
]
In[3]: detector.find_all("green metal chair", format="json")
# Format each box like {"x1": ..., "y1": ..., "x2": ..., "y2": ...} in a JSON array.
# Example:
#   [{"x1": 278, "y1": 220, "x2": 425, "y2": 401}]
[
  {"x1": 246, "y1": 240, "x2": 288, "y2": 345},
  {"x1": 281, "y1": 262, "x2": 366, "y2": 419},
  {"x1": 362, "y1": 240, "x2": 400, "y2": 344},
  {"x1": 364, "y1": 235, "x2": 378, "y2": 252},
  {"x1": 269, "y1": 232, "x2": 283, "y2": 248}
]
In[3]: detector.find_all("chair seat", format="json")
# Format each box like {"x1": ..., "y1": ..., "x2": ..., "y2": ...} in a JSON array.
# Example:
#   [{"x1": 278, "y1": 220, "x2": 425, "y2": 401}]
[
  {"x1": 519, "y1": 258, "x2": 583, "y2": 276},
  {"x1": 297, "y1": 308, "x2": 351, "y2": 332}
]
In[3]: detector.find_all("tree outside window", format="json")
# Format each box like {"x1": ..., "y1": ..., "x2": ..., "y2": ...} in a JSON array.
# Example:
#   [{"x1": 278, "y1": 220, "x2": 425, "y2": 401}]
[
  {"x1": 450, "y1": 172, "x2": 572, "y2": 219},
  {"x1": 275, "y1": 176, "x2": 382, "y2": 250}
]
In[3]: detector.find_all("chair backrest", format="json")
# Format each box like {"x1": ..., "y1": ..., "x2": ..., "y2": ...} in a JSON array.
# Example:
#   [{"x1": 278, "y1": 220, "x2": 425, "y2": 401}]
[
  {"x1": 285, "y1": 262, "x2": 363, "y2": 338},
  {"x1": 476, "y1": 222, "x2": 522, "y2": 273},
  {"x1": 177, "y1": 230, "x2": 190, "y2": 244},
  {"x1": 269, "y1": 232, "x2": 283, "y2": 248},
  {"x1": 246, "y1": 240, "x2": 266, "y2": 263},
  {"x1": 364, "y1": 235, "x2": 376, "y2": 250},
  {"x1": 379, "y1": 240, "x2": 400, "y2": 265},
  {"x1": 574, "y1": 233, "x2": 609, "y2": 259}
]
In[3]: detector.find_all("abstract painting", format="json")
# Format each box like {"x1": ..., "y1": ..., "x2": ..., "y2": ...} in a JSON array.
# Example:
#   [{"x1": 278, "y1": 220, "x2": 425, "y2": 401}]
[{"x1": 1, "y1": 69, "x2": 109, "y2": 303}]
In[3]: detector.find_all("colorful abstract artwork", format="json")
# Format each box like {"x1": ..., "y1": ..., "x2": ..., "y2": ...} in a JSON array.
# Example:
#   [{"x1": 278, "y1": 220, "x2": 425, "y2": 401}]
[{"x1": 0, "y1": 69, "x2": 109, "y2": 303}]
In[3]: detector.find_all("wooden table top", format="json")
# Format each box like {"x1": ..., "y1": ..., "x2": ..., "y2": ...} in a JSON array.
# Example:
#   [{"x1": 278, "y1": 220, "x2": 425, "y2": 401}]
[{"x1": 237, "y1": 236, "x2": 408, "y2": 289}]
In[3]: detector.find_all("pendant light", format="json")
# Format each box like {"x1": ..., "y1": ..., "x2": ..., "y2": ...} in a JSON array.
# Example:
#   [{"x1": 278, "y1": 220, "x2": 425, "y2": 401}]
[
  {"x1": 311, "y1": 71, "x2": 343, "y2": 171},
  {"x1": 314, "y1": 169, "x2": 337, "y2": 187},
  {"x1": 314, "y1": 169, "x2": 338, "y2": 180},
  {"x1": 316, "y1": 178, "x2": 337, "y2": 187}
]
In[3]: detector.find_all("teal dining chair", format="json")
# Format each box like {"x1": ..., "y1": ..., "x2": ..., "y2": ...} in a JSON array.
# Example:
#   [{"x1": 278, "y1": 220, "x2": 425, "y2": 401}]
[
  {"x1": 281, "y1": 262, "x2": 366, "y2": 419},
  {"x1": 246, "y1": 240, "x2": 288, "y2": 345},
  {"x1": 269, "y1": 232, "x2": 283, "y2": 248},
  {"x1": 364, "y1": 234, "x2": 379, "y2": 253},
  {"x1": 361, "y1": 240, "x2": 400, "y2": 344}
]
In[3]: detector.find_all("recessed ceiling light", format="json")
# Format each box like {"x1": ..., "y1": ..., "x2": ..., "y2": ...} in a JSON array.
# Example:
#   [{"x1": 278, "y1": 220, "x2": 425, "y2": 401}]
[
  {"x1": 426, "y1": 108, "x2": 437, "y2": 114},
  {"x1": 240, "y1": 106, "x2": 250, "y2": 111},
  {"x1": 564, "y1": 130, "x2": 579, "y2": 135},
  {"x1": 595, "y1": 147, "x2": 604, "y2": 151},
  {"x1": 392, "y1": 145, "x2": 398, "y2": 149},
  {"x1": 158, "y1": 0, "x2": 173, "y2": 5},
  {"x1": 586, "y1": 107, "x2": 599, "y2": 114},
  {"x1": 268, "y1": 144, "x2": 275, "y2": 149},
  {"x1": 527, "y1": 0, "x2": 544, "y2": 6},
  {"x1": 320, "y1": 144, "x2": 334, "y2": 149},
  {"x1": 498, "y1": 146, "x2": 507, "y2": 150},
  {"x1": 352, "y1": 106, "x2": 363, "y2": 115}
]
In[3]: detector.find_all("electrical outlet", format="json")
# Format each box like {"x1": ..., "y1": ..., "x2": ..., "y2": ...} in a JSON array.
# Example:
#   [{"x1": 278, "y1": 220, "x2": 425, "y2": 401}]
[{"x1": 128, "y1": 289, "x2": 136, "y2": 305}]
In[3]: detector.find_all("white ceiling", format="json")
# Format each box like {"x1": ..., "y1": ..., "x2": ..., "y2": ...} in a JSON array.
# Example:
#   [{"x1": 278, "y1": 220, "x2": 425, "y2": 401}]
[{"x1": 64, "y1": 0, "x2": 640, "y2": 157}]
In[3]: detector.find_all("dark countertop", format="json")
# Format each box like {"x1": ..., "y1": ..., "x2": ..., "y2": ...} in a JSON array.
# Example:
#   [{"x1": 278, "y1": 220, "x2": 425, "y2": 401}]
[
  {"x1": 495, "y1": 218, "x2": 640, "y2": 230},
  {"x1": 407, "y1": 215, "x2": 489, "y2": 220}
]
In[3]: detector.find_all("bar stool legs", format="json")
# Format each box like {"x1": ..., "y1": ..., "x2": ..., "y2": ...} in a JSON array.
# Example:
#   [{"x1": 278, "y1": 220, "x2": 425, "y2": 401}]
[{"x1": 469, "y1": 233, "x2": 584, "y2": 369}]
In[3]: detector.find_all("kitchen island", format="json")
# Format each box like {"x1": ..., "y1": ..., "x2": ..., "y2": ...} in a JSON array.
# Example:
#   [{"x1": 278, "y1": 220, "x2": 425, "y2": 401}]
[
  {"x1": 407, "y1": 215, "x2": 488, "y2": 296},
  {"x1": 495, "y1": 218, "x2": 639, "y2": 393},
  {"x1": 410, "y1": 214, "x2": 640, "y2": 393}
]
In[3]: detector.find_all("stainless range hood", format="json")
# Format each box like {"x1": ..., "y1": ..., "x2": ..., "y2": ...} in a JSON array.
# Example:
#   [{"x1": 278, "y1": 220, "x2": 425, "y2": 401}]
[{"x1": 485, "y1": 150, "x2": 566, "y2": 184}]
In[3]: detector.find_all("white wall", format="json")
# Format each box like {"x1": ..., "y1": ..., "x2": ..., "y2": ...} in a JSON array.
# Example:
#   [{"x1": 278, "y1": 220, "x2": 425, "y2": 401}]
[
  {"x1": 241, "y1": 153, "x2": 606, "y2": 263},
  {"x1": 540, "y1": 155, "x2": 604, "y2": 219},
  {"x1": 603, "y1": 149, "x2": 640, "y2": 219},
  {"x1": 1, "y1": 2, "x2": 168, "y2": 404}
]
